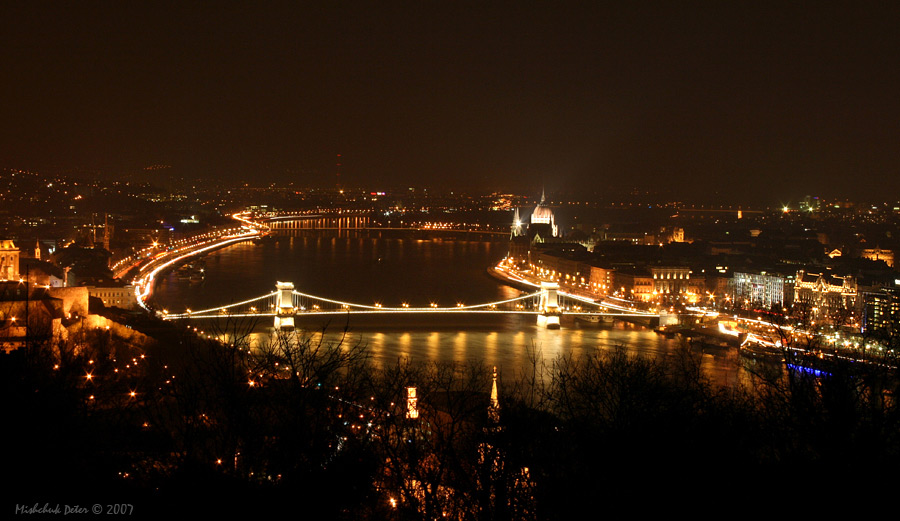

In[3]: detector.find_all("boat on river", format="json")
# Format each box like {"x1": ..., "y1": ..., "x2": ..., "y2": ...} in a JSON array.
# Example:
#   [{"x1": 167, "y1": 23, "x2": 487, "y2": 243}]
[{"x1": 175, "y1": 260, "x2": 206, "y2": 284}]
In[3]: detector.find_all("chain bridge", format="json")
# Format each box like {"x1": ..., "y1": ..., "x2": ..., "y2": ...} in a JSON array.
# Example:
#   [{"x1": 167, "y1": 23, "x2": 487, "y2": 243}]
[{"x1": 160, "y1": 281, "x2": 661, "y2": 330}]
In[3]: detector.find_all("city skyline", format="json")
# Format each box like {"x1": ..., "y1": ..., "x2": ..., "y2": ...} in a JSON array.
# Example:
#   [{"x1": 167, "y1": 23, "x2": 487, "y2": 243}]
[{"x1": 2, "y1": 3, "x2": 899, "y2": 202}]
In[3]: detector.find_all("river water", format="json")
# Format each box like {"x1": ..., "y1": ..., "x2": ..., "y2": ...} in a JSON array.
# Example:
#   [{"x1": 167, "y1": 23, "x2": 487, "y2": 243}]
[{"x1": 152, "y1": 229, "x2": 745, "y2": 386}]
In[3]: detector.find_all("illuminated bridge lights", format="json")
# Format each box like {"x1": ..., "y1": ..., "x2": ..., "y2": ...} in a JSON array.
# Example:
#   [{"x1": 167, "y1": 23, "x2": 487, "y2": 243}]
[{"x1": 165, "y1": 285, "x2": 635, "y2": 321}]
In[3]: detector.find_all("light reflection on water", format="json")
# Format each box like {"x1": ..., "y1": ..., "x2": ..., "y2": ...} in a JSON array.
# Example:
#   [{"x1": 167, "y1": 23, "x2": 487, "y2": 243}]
[{"x1": 154, "y1": 230, "x2": 747, "y2": 386}]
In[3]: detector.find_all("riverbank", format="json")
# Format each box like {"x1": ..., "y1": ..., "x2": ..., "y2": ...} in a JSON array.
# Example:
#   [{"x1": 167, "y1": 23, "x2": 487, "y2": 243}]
[
  {"x1": 130, "y1": 214, "x2": 267, "y2": 311},
  {"x1": 485, "y1": 265, "x2": 539, "y2": 292}
]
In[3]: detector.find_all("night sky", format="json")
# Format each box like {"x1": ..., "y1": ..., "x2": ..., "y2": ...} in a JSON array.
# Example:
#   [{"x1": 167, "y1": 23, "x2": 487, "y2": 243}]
[{"x1": 2, "y1": 3, "x2": 898, "y2": 202}]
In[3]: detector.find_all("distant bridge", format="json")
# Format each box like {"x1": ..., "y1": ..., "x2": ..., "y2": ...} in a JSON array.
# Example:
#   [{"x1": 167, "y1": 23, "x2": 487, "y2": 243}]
[
  {"x1": 263, "y1": 214, "x2": 372, "y2": 230},
  {"x1": 252, "y1": 213, "x2": 506, "y2": 236},
  {"x1": 160, "y1": 281, "x2": 661, "y2": 330}
]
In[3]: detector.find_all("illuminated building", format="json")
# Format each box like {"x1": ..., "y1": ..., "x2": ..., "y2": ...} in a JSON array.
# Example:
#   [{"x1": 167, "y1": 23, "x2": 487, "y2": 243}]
[
  {"x1": 861, "y1": 248, "x2": 894, "y2": 268},
  {"x1": 650, "y1": 266, "x2": 691, "y2": 297},
  {"x1": 733, "y1": 271, "x2": 785, "y2": 308},
  {"x1": 0, "y1": 240, "x2": 19, "y2": 280},
  {"x1": 589, "y1": 265, "x2": 615, "y2": 296},
  {"x1": 507, "y1": 191, "x2": 565, "y2": 266},
  {"x1": 528, "y1": 190, "x2": 559, "y2": 239},
  {"x1": 794, "y1": 270, "x2": 858, "y2": 322},
  {"x1": 86, "y1": 284, "x2": 138, "y2": 310},
  {"x1": 861, "y1": 286, "x2": 900, "y2": 335},
  {"x1": 614, "y1": 269, "x2": 654, "y2": 302}
]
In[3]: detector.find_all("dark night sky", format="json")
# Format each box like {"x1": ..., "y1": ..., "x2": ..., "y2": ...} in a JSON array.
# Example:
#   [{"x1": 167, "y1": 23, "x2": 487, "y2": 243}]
[{"x1": 2, "y1": 3, "x2": 898, "y2": 202}]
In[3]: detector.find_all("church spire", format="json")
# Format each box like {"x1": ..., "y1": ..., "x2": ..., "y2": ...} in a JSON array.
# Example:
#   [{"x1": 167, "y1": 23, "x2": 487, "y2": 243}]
[
  {"x1": 511, "y1": 208, "x2": 522, "y2": 238},
  {"x1": 488, "y1": 366, "x2": 500, "y2": 423},
  {"x1": 103, "y1": 213, "x2": 110, "y2": 252}
]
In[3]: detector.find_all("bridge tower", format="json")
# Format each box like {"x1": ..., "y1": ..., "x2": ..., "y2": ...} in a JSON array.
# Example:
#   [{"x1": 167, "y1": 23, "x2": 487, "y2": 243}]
[
  {"x1": 537, "y1": 281, "x2": 561, "y2": 329},
  {"x1": 274, "y1": 281, "x2": 296, "y2": 331}
]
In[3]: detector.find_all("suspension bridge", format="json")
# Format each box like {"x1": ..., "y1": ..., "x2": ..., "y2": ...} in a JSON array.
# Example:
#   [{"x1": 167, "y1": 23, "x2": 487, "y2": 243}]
[{"x1": 159, "y1": 281, "x2": 663, "y2": 330}]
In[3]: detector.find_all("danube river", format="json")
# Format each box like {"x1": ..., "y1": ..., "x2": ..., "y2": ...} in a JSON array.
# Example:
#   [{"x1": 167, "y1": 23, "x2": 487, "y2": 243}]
[{"x1": 152, "y1": 230, "x2": 745, "y2": 386}]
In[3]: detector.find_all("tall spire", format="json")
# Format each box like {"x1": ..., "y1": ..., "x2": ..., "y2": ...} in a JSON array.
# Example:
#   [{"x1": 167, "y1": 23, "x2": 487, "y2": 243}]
[
  {"x1": 103, "y1": 213, "x2": 110, "y2": 252},
  {"x1": 511, "y1": 208, "x2": 522, "y2": 238},
  {"x1": 488, "y1": 366, "x2": 500, "y2": 423},
  {"x1": 540, "y1": 187, "x2": 546, "y2": 204}
]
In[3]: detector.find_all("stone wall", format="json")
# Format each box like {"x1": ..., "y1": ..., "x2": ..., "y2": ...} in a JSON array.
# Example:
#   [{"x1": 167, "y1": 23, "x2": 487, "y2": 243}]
[{"x1": 48, "y1": 287, "x2": 89, "y2": 316}]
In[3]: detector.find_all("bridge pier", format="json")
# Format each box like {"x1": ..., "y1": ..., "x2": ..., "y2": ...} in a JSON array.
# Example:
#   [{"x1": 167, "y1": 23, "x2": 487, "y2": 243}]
[
  {"x1": 537, "y1": 281, "x2": 561, "y2": 329},
  {"x1": 658, "y1": 313, "x2": 680, "y2": 327},
  {"x1": 274, "y1": 281, "x2": 295, "y2": 331}
]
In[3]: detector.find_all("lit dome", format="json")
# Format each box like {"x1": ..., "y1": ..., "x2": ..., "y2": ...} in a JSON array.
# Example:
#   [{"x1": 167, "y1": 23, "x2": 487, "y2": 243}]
[
  {"x1": 530, "y1": 205, "x2": 553, "y2": 225},
  {"x1": 530, "y1": 190, "x2": 554, "y2": 225}
]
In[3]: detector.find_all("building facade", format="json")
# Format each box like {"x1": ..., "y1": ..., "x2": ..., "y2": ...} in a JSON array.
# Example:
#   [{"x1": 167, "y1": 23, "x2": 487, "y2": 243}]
[
  {"x1": 589, "y1": 265, "x2": 615, "y2": 296},
  {"x1": 861, "y1": 248, "x2": 895, "y2": 268},
  {"x1": 86, "y1": 285, "x2": 137, "y2": 310},
  {"x1": 650, "y1": 266, "x2": 691, "y2": 297},
  {"x1": 733, "y1": 271, "x2": 785, "y2": 309},
  {"x1": 0, "y1": 240, "x2": 19, "y2": 280},
  {"x1": 862, "y1": 286, "x2": 900, "y2": 336},
  {"x1": 794, "y1": 270, "x2": 858, "y2": 323},
  {"x1": 614, "y1": 269, "x2": 654, "y2": 302}
]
